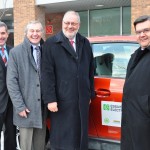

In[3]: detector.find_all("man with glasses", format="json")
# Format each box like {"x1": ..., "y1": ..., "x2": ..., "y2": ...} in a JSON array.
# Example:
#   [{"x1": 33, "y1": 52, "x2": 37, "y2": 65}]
[
  {"x1": 42, "y1": 10, "x2": 95, "y2": 150},
  {"x1": 7, "y1": 21, "x2": 46, "y2": 150},
  {"x1": 121, "y1": 15, "x2": 150, "y2": 150}
]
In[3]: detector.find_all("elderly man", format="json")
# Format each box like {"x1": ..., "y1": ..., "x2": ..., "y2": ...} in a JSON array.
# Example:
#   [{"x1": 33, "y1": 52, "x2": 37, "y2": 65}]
[
  {"x1": 42, "y1": 10, "x2": 95, "y2": 150},
  {"x1": 7, "y1": 20, "x2": 46, "y2": 150}
]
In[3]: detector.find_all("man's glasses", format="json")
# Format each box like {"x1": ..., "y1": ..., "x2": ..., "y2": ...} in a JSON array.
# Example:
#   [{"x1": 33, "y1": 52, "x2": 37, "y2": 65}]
[
  {"x1": 63, "y1": 22, "x2": 79, "y2": 26},
  {"x1": 135, "y1": 28, "x2": 150, "y2": 35}
]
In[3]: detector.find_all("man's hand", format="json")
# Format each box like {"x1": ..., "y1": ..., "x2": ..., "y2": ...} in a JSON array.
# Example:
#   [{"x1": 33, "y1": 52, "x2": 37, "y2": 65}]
[
  {"x1": 19, "y1": 109, "x2": 30, "y2": 118},
  {"x1": 47, "y1": 102, "x2": 58, "y2": 112}
]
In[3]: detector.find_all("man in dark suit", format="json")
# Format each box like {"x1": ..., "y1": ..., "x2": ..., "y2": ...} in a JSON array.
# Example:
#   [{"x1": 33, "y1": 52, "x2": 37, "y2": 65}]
[
  {"x1": 42, "y1": 11, "x2": 95, "y2": 150},
  {"x1": 0, "y1": 21, "x2": 16, "y2": 150}
]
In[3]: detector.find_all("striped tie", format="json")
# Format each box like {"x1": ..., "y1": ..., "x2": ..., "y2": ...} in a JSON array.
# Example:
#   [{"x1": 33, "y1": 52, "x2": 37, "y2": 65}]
[
  {"x1": 70, "y1": 40, "x2": 76, "y2": 52},
  {"x1": 35, "y1": 46, "x2": 41, "y2": 79},
  {"x1": 70, "y1": 40, "x2": 74, "y2": 48},
  {"x1": 1, "y1": 47, "x2": 7, "y2": 66}
]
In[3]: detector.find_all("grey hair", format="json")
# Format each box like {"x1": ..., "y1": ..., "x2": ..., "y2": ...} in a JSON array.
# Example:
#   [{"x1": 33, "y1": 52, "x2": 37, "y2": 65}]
[
  {"x1": 134, "y1": 15, "x2": 150, "y2": 29},
  {"x1": 24, "y1": 20, "x2": 44, "y2": 34},
  {"x1": 0, "y1": 21, "x2": 8, "y2": 32},
  {"x1": 63, "y1": 10, "x2": 80, "y2": 23}
]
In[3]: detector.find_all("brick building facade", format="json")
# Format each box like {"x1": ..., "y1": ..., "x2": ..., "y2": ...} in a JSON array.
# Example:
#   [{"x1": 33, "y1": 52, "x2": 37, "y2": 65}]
[
  {"x1": 12, "y1": 0, "x2": 150, "y2": 46},
  {"x1": 13, "y1": 0, "x2": 45, "y2": 45},
  {"x1": 131, "y1": 0, "x2": 150, "y2": 34}
]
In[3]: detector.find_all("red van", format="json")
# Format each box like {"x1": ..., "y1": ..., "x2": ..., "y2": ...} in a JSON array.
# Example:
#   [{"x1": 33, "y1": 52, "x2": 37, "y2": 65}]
[{"x1": 88, "y1": 35, "x2": 139, "y2": 149}]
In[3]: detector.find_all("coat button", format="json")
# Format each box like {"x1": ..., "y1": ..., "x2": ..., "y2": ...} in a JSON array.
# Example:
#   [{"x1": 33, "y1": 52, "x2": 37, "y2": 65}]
[
  {"x1": 37, "y1": 84, "x2": 39, "y2": 87},
  {"x1": 38, "y1": 99, "x2": 40, "y2": 101}
]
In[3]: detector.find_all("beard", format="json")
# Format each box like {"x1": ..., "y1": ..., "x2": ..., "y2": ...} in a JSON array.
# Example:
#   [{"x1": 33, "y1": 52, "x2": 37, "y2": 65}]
[{"x1": 63, "y1": 29, "x2": 78, "y2": 39}]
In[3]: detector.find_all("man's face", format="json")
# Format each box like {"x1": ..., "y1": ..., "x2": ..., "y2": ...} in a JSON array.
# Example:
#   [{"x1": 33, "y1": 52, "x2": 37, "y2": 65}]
[
  {"x1": 62, "y1": 13, "x2": 80, "y2": 39},
  {"x1": 135, "y1": 20, "x2": 150, "y2": 49},
  {"x1": 26, "y1": 23, "x2": 43, "y2": 45},
  {"x1": 0, "y1": 26, "x2": 8, "y2": 47}
]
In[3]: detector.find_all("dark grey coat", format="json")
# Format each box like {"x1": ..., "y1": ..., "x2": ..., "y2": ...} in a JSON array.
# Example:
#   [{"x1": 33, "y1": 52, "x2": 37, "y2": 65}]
[
  {"x1": 7, "y1": 37, "x2": 45, "y2": 128},
  {"x1": 121, "y1": 46, "x2": 150, "y2": 150},
  {"x1": 42, "y1": 31, "x2": 95, "y2": 150}
]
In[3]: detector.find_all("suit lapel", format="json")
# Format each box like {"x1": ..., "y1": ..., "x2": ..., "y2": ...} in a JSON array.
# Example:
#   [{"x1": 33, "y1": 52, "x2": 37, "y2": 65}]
[
  {"x1": 6, "y1": 45, "x2": 12, "y2": 54},
  {"x1": 61, "y1": 42, "x2": 78, "y2": 59},
  {"x1": 56, "y1": 31, "x2": 78, "y2": 60},
  {"x1": 76, "y1": 33, "x2": 84, "y2": 62},
  {"x1": 23, "y1": 38, "x2": 37, "y2": 71},
  {"x1": 29, "y1": 46, "x2": 37, "y2": 71},
  {"x1": 0, "y1": 55, "x2": 5, "y2": 69},
  {"x1": 126, "y1": 47, "x2": 149, "y2": 78}
]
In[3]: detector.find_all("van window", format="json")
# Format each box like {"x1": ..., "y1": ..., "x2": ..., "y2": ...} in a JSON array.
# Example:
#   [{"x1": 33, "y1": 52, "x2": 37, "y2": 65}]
[{"x1": 92, "y1": 42, "x2": 139, "y2": 78}]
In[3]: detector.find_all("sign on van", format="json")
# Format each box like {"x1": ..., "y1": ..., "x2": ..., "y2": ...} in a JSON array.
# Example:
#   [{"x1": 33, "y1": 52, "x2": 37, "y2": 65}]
[{"x1": 101, "y1": 101, "x2": 122, "y2": 127}]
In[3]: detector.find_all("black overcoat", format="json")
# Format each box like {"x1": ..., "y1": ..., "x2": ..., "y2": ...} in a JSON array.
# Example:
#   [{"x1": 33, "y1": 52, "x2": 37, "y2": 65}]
[
  {"x1": 121, "y1": 46, "x2": 150, "y2": 150},
  {"x1": 42, "y1": 31, "x2": 95, "y2": 150}
]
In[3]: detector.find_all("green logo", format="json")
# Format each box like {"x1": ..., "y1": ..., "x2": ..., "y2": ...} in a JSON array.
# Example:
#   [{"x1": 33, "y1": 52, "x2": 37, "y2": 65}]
[
  {"x1": 104, "y1": 118, "x2": 110, "y2": 124},
  {"x1": 103, "y1": 104, "x2": 110, "y2": 111}
]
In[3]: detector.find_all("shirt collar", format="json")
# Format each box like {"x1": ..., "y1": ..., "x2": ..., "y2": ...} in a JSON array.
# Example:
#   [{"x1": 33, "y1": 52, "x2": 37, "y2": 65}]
[
  {"x1": 141, "y1": 45, "x2": 150, "y2": 51},
  {"x1": 0, "y1": 45, "x2": 6, "y2": 49},
  {"x1": 31, "y1": 44, "x2": 40, "y2": 49},
  {"x1": 69, "y1": 36, "x2": 76, "y2": 43}
]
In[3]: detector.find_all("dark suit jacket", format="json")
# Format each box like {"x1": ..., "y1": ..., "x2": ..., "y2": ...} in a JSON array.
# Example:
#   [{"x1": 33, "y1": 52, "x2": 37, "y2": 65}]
[{"x1": 0, "y1": 45, "x2": 11, "y2": 113}]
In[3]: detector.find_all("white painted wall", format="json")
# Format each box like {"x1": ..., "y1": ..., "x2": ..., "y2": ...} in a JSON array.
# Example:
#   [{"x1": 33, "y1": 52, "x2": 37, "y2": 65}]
[
  {"x1": 36, "y1": 0, "x2": 76, "y2": 5},
  {"x1": 0, "y1": 0, "x2": 76, "y2": 9}
]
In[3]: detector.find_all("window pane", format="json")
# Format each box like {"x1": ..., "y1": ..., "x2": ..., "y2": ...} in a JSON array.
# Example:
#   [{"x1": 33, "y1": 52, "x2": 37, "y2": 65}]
[
  {"x1": 78, "y1": 11, "x2": 88, "y2": 37},
  {"x1": 92, "y1": 43, "x2": 139, "y2": 78},
  {"x1": 122, "y1": 7, "x2": 131, "y2": 35},
  {"x1": 90, "y1": 8, "x2": 120, "y2": 36}
]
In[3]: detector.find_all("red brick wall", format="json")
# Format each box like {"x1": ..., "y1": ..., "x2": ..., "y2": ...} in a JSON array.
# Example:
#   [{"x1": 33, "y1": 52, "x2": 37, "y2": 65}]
[
  {"x1": 45, "y1": 12, "x2": 64, "y2": 38},
  {"x1": 13, "y1": 0, "x2": 45, "y2": 46},
  {"x1": 131, "y1": 0, "x2": 150, "y2": 34},
  {"x1": 13, "y1": 0, "x2": 150, "y2": 44}
]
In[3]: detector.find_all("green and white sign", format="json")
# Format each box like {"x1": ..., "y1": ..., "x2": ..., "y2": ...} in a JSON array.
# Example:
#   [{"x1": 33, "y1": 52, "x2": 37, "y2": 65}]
[{"x1": 101, "y1": 101, "x2": 122, "y2": 127}]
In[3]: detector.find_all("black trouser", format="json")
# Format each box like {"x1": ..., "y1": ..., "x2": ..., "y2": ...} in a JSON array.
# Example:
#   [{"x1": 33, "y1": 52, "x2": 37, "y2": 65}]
[{"x1": 0, "y1": 100, "x2": 16, "y2": 150}]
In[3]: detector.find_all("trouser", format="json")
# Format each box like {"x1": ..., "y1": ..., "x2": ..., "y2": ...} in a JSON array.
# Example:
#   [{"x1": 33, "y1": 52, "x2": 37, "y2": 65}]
[
  {"x1": 19, "y1": 124, "x2": 46, "y2": 150},
  {"x1": 0, "y1": 100, "x2": 16, "y2": 150}
]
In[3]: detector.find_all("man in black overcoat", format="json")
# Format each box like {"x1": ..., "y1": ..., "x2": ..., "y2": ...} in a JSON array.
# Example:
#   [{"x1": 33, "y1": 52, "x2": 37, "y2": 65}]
[
  {"x1": 0, "y1": 21, "x2": 16, "y2": 149},
  {"x1": 42, "y1": 10, "x2": 95, "y2": 150},
  {"x1": 121, "y1": 15, "x2": 150, "y2": 150}
]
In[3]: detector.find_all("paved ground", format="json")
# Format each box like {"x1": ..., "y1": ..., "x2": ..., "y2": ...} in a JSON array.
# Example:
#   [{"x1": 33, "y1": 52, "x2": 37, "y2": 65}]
[
  {"x1": 0, "y1": 131, "x2": 50, "y2": 150},
  {"x1": 1, "y1": 131, "x2": 120, "y2": 150}
]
